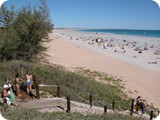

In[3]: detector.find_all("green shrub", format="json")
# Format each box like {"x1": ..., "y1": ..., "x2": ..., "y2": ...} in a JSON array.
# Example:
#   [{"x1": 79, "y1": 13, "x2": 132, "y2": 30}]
[
  {"x1": 2, "y1": 109, "x2": 142, "y2": 120},
  {"x1": 0, "y1": 0, "x2": 53, "y2": 61},
  {"x1": 0, "y1": 61, "x2": 131, "y2": 110}
]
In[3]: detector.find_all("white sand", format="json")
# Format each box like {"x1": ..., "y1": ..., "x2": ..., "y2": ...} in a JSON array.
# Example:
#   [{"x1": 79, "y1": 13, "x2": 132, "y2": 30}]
[{"x1": 46, "y1": 29, "x2": 160, "y2": 108}]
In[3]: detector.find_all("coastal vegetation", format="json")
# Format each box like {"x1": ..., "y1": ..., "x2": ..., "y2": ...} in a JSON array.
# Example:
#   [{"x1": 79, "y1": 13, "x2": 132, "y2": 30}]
[
  {"x1": 0, "y1": 61, "x2": 131, "y2": 110},
  {"x1": 0, "y1": 1, "x2": 151, "y2": 120},
  {"x1": 0, "y1": 0, "x2": 53, "y2": 61},
  {"x1": 2, "y1": 108, "x2": 142, "y2": 120},
  {"x1": 0, "y1": 61, "x2": 143, "y2": 119}
]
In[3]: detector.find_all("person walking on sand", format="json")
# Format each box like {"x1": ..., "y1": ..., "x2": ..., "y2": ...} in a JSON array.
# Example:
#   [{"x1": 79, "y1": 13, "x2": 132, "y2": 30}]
[{"x1": 26, "y1": 72, "x2": 33, "y2": 94}]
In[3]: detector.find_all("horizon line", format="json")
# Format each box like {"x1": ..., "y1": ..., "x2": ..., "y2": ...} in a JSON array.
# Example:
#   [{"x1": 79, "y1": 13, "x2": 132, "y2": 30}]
[{"x1": 54, "y1": 28, "x2": 160, "y2": 31}]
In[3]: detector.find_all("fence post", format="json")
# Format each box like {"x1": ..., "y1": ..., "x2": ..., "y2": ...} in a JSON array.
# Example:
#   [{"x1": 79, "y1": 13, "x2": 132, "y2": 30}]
[
  {"x1": 112, "y1": 100, "x2": 115, "y2": 111},
  {"x1": 150, "y1": 110, "x2": 153, "y2": 120},
  {"x1": 20, "y1": 65, "x2": 24, "y2": 78},
  {"x1": 104, "y1": 105, "x2": 107, "y2": 114},
  {"x1": 36, "y1": 83, "x2": 40, "y2": 99},
  {"x1": 89, "y1": 91, "x2": 92, "y2": 107},
  {"x1": 130, "y1": 99, "x2": 134, "y2": 115},
  {"x1": 66, "y1": 96, "x2": 70, "y2": 112},
  {"x1": 57, "y1": 86, "x2": 60, "y2": 97}
]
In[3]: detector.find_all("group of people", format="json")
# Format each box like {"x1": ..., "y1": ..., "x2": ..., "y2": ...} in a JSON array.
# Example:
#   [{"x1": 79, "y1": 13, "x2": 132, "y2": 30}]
[
  {"x1": 135, "y1": 96, "x2": 146, "y2": 115},
  {"x1": 1, "y1": 72, "x2": 33, "y2": 106}
]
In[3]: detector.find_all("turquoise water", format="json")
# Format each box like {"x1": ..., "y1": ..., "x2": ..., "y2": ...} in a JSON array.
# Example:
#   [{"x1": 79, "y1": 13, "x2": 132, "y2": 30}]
[{"x1": 80, "y1": 29, "x2": 160, "y2": 38}]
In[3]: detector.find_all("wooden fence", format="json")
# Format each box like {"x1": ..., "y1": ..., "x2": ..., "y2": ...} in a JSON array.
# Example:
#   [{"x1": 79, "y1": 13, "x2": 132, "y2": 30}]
[
  {"x1": 34, "y1": 84, "x2": 60, "y2": 99},
  {"x1": 33, "y1": 82, "x2": 159, "y2": 120}
]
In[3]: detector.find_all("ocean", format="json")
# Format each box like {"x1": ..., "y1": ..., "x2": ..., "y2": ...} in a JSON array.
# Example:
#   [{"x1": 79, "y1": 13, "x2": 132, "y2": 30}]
[{"x1": 80, "y1": 29, "x2": 160, "y2": 38}]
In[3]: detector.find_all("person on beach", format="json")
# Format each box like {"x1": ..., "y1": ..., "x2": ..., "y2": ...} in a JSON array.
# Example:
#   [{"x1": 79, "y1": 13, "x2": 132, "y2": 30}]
[
  {"x1": 140, "y1": 100, "x2": 146, "y2": 115},
  {"x1": 15, "y1": 74, "x2": 24, "y2": 97},
  {"x1": 2, "y1": 85, "x2": 11, "y2": 106},
  {"x1": 3, "y1": 78, "x2": 17, "y2": 106},
  {"x1": 135, "y1": 96, "x2": 141, "y2": 113},
  {"x1": 148, "y1": 61, "x2": 157, "y2": 64},
  {"x1": 8, "y1": 83, "x2": 17, "y2": 106},
  {"x1": 26, "y1": 72, "x2": 33, "y2": 94},
  {"x1": 135, "y1": 96, "x2": 146, "y2": 115}
]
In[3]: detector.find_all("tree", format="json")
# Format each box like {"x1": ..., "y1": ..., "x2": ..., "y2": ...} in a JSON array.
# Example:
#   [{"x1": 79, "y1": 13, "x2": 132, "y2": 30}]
[
  {"x1": 0, "y1": 5, "x2": 15, "y2": 28},
  {"x1": 0, "y1": 5, "x2": 18, "y2": 60},
  {"x1": 0, "y1": 0, "x2": 53, "y2": 61}
]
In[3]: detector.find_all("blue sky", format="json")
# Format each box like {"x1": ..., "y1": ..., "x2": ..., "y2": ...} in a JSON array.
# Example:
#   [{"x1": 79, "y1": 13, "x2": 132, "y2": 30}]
[{"x1": 3, "y1": 0, "x2": 160, "y2": 30}]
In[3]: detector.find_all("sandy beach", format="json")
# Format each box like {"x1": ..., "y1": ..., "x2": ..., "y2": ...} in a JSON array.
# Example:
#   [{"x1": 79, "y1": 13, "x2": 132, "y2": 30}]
[{"x1": 46, "y1": 29, "x2": 160, "y2": 108}]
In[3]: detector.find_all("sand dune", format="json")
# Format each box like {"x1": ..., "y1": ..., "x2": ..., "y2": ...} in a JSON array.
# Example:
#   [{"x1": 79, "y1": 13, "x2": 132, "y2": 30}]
[{"x1": 45, "y1": 30, "x2": 160, "y2": 108}]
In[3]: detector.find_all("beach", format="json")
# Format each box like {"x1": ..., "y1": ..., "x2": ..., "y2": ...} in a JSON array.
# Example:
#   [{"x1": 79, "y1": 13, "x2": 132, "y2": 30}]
[{"x1": 46, "y1": 29, "x2": 160, "y2": 108}]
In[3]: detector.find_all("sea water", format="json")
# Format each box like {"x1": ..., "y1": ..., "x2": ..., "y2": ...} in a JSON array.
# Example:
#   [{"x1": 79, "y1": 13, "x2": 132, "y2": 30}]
[{"x1": 80, "y1": 29, "x2": 160, "y2": 38}]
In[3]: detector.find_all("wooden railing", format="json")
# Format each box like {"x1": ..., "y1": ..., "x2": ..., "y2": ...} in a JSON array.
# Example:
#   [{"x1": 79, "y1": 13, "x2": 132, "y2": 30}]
[
  {"x1": 35, "y1": 84, "x2": 60, "y2": 99},
  {"x1": 33, "y1": 77, "x2": 159, "y2": 120}
]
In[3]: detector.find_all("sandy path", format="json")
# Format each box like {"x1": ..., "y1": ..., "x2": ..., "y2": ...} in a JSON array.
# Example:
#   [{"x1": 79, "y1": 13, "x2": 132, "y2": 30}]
[
  {"x1": 18, "y1": 98, "x2": 150, "y2": 119},
  {"x1": 45, "y1": 32, "x2": 160, "y2": 108}
]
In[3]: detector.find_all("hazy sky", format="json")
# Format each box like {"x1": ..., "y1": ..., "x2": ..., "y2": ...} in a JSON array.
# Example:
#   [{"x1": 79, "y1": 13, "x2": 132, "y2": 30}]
[{"x1": 4, "y1": 0, "x2": 160, "y2": 30}]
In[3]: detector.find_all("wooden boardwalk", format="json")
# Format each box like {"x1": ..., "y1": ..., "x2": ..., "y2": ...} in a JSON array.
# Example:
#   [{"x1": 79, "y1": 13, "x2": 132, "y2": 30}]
[
  {"x1": 18, "y1": 97, "x2": 106, "y2": 114},
  {"x1": 16, "y1": 96, "x2": 150, "y2": 120}
]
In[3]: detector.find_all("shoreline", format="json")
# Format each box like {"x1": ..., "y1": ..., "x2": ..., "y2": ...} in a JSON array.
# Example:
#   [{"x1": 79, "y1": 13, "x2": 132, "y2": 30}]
[
  {"x1": 46, "y1": 29, "x2": 160, "y2": 108},
  {"x1": 57, "y1": 28, "x2": 160, "y2": 39}
]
